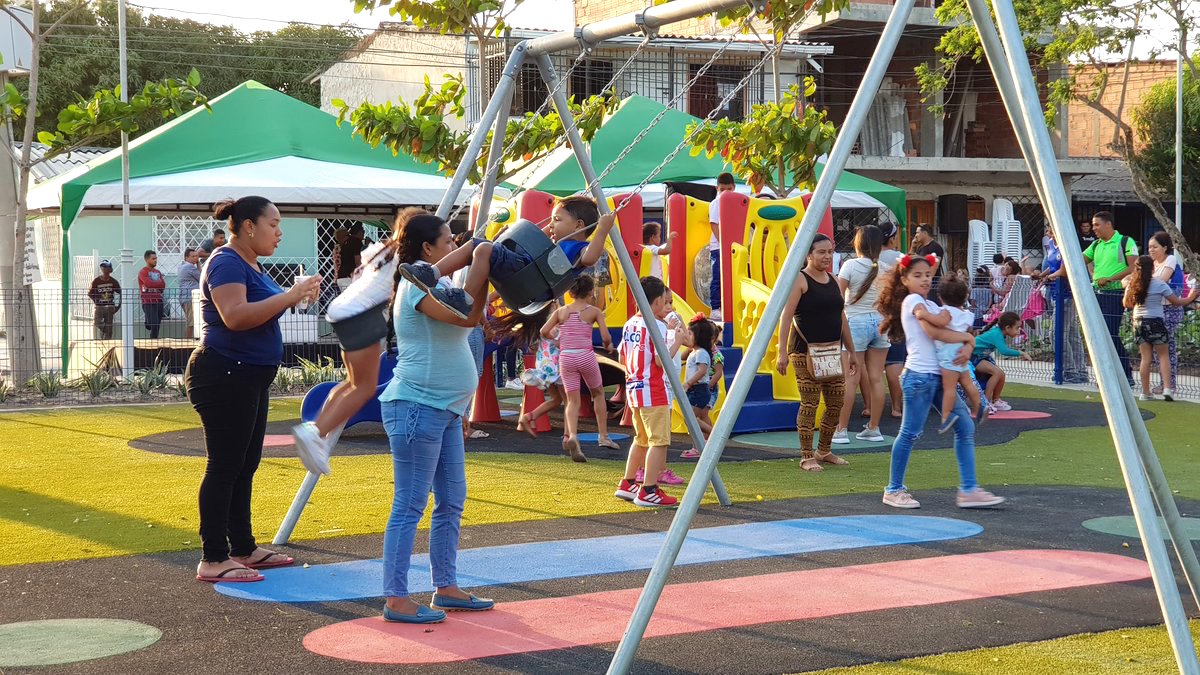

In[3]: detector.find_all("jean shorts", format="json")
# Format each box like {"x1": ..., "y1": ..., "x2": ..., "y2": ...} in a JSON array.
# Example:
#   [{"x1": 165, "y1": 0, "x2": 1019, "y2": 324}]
[
  {"x1": 885, "y1": 340, "x2": 906, "y2": 366},
  {"x1": 847, "y1": 312, "x2": 890, "y2": 352},
  {"x1": 478, "y1": 237, "x2": 534, "y2": 279},
  {"x1": 686, "y1": 383, "x2": 712, "y2": 409}
]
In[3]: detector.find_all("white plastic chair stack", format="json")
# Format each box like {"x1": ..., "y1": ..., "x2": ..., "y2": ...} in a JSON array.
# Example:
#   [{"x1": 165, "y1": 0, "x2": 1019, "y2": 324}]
[
  {"x1": 967, "y1": 219, "x2": 996, "y2": 273},
  {"x1": 991, "y1": 198, "x2": 1023, "y2": 261}
]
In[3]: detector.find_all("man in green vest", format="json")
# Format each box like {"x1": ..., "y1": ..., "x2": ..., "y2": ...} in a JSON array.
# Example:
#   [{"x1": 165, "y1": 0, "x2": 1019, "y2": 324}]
[{"x1": 1082, "y1": 210, "x2": 1138, "y2": 384}]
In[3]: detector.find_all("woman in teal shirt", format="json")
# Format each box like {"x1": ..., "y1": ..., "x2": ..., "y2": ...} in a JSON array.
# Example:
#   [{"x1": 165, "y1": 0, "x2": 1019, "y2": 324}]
[
  {"x1": 970, "y1": 311, "x2": 1031, "y2": 411},
  {"x1": 379, "y1": 209, "x2": 494, "y2": 624}
]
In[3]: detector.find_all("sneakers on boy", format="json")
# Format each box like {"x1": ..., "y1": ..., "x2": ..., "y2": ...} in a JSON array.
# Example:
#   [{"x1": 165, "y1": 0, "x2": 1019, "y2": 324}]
[
  {"x1": 634, "y1": 485, "x2": 678, "y2": 508},
  {"x1": 292, "y1": 422, "x2": 331, "y2": 476},
  {"x1": 882, "y1": 490, "x2": 920, "y2": 509},
  {"x1": 397, "y1": 261, "x2": 440, "y2": 293},
  {"x1": 658, "y1": 469, "x2": 685, "y2": 485},
  {"x1": 432, "y1": 287, "x2": 473, "y2": 320},
  {"x1": 830, "y1": 429, "x2": 850, "y2": 444},
  {"x1": 956, "y1": 488, "x2": 1006, "y2": 508},
  {"x1": 991, "y1": 398, "x2": 1012, "y2": 412},
  {"x1": 856, "y1": 427, "x2": 885, "y2": 442},
  {"x1": 327, "y1": 242, "x2": 395, "y2": 322},
  {"x1": 614, "y1": 478, "x2": 640, "y2": 502},
  {"x1": 937, "y1": 414, "x2": 959, "y2": 435}
]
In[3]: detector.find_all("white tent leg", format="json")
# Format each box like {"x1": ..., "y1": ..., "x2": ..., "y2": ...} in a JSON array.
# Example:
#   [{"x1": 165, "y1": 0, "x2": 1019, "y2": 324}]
[{"x1": 604, "y1": 0, "x2": 918, "y2": 671}]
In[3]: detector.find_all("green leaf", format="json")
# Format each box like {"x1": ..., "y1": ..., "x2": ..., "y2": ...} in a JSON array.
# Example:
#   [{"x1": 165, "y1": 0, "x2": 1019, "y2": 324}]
[{"x1": 186, "y1": 68, "x2": 201, "y2": 88}]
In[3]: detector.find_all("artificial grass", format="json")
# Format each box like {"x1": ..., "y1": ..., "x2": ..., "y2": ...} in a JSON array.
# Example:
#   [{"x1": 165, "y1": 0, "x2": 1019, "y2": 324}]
[
  {"x1": 1, "y1": 383, "x2": 1197, "y2": 567},
  {"x1": 807, "y1": 619, "x2": 1200, "y2": 674}
]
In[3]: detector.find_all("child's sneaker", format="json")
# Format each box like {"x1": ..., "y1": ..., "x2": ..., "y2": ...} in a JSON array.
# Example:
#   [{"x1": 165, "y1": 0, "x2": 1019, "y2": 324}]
[
  {"x1": 830, "y1": 429, "x2": 850, "y2": 444},
  {"x1": 937, "y1": 414, "x2": 959, "y2": 435},
  {"x1": 882, "y1": 490, "x2": 920, "y2": 509},
  {"x1": 614, "y1": 478, "x2": 640, "y2": 502},
  {"x1": 1163, "y1": 388, "x2": 1175, "y2": 401},
  {"x1": 855, "y1": 427, "x2": 885, "y2": 442},
  {"x1": 431, "y1": 287, "x2": 473, "y2": 320},
  {"x1": 956, "y1": 488, "x2": 1006, "y2": 508},
  {"x1": 634, "y1": 485, "x2": 678, "y2": 508},
  {"x1": 328, "y1": 242, "x2": 396, "y2": 322},
  {"x1": 658, "y1": 469, "x2": 685, "y2": 485},
  {"x1": 397, "y1": 261, "x2": 439, "y2": 293},
  {"x1": 504, "y1": 378, "x2": 524, "y2": 391},
  {"x1": 680, "y1": 448, "x2": 700, "y2": 459},
  {"x1": 292, "y1": 422, "x2": 331, "y2": 476},
  {"x1": 990, "y1": 399, "x2": 1012, "y2": 412}
]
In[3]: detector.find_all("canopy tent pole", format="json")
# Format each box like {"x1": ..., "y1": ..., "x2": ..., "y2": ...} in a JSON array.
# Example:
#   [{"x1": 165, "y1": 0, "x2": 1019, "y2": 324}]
[
  {"x1": 118, "y1": 0, "x2": 134, "y2": 379},
  {"x1": 534, "y1": 52, "x2": 731, "y2": 507},
  {"x1": 971, "y1": 0, "x2": 1200, "y2": 667},
  {"x1": 964, "y1": 0, "x2": 1200, "y2": 615},
  {"x1": 605, "y1": 0, "x2": 916, "y2": 669}
]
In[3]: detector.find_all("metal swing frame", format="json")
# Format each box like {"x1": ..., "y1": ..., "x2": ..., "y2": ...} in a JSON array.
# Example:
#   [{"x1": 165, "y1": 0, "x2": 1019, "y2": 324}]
[{"x1": 280, "y1": 0, "x2": 1200, "y2": 670}]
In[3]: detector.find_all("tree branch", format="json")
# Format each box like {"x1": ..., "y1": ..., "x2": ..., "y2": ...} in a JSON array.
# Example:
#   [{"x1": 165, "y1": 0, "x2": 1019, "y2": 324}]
[{"x1": 40, "y1": 0, "x2": 88, "y2": 39}]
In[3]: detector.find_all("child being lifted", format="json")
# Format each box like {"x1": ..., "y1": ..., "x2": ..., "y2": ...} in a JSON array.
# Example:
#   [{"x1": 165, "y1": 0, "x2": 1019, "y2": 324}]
[{"x1": 398, "y1": 196, "x2": 617, "y2": 318}]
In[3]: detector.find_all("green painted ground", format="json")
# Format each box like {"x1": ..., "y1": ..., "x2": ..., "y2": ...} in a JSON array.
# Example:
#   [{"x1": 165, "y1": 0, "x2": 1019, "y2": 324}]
[
  {"x1": 808, "y1": 619, "x2": 1200, "y2": 674},
  {"x1": 1, "y1": 384, "x2": 1197, "y2": 567}
]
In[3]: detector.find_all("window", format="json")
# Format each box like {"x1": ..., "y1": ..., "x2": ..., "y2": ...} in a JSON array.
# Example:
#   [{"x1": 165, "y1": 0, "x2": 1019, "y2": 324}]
[
  {"x1": 34, "y1": 216, "x2": 61, "y2": 281},
  {"x1": 153, "y1": 215, "x2": 219, "y2": 275},
  {"x1": 571, "y1": 59, "x2": 614, "y2": 99},
  {"x1": 513, "y1": 62, "x2": 550, "y2": 116},
  {"x1": 687, "y1": 65, "x2": 747, "y2": 121}
]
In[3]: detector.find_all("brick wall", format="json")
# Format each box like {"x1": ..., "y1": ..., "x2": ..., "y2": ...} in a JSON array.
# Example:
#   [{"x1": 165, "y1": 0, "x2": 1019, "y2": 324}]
[{"x1": 1067, "y1": 61, "x2": 1177, "y2": 158}]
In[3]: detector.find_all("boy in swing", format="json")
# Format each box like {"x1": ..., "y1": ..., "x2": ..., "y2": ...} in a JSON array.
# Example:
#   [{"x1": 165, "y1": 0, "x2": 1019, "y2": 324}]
[{"x1": 399, "y1": 196, "x2": 617, "y2": 317}]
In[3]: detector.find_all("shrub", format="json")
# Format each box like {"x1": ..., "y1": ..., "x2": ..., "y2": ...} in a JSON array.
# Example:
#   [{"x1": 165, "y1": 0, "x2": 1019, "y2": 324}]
[
  {"x1": 73, "y1": 363, "x2": 118, "y2": 398},
  {"x1": 28, "y1": 371, "x2": 64, "y2": 398}
]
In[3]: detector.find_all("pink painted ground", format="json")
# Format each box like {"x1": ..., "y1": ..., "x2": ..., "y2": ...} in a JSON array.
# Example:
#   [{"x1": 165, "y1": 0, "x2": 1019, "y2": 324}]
[
  {"x1": 303, "y1": 549, "x2": 1149, "y2": 665},
  {"x1": 987, "y1": 410, "x2": 1052, "y2": 420},
  {"x1": 262, "y1": 434, "x2": 293, "y2": 447}
]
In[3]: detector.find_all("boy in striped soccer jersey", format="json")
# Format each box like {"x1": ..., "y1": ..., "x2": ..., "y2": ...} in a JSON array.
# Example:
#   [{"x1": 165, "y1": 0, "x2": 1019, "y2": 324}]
[{"x1": 615, "y1": 276, "x2": 691, "y2": 508}]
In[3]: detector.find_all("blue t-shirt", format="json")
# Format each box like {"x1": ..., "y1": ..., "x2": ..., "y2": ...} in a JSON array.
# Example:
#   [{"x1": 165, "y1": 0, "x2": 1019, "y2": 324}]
[
  {"x1": 1042, "y1": 242, "x2": 1071, "y2": 300},
  {"x1": 560, "y1": 239, "x2": 588, "y2": 267},
  {"x1": 200, "y1": 248, "x2": 285, "y2": 366},
  {"x1": 379, "y1": 280, "x2": 476, "y2": 415}
]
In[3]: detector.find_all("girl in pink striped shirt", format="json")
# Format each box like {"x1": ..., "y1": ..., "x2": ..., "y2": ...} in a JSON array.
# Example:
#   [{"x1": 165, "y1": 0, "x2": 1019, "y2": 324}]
[{"x1": 540, "y1": 275, "x2": 618, "y2": 462}]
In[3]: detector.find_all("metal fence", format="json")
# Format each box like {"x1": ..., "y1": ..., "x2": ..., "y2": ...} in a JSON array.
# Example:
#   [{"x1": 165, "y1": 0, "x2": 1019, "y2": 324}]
[{"x1": 0, "y1": 286, "x2": 344, "y2": 407}]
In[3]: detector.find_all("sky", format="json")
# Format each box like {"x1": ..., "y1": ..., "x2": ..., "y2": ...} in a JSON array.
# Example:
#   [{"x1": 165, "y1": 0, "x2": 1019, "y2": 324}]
[{"x1": 129, "y1": 0, "x2": 574, "y2": 33}]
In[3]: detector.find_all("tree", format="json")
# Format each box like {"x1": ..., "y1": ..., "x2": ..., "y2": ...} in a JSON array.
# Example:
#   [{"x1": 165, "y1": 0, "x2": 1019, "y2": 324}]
[
  {"x1": 28, "y1": 1, "x2": 358, "y2": 143},
  {"x1": 917, "y1": 0, "x2": 1200, "y2": 273},
  {"x1": 1132, "y1": 60, "x2": 1200, "y2": 201},
  {"x1": 686, "y1": 81, "x2": 837, "y2": 197},
  {"x1": 352, "y1": 0, "x2": 525, "y2": 124},
  {"x1": 332, "y1": 74, "x2": 618, "y2": 184},
  {"x1": 0, "y1": 0, "x2": 207, "y2": 383}
]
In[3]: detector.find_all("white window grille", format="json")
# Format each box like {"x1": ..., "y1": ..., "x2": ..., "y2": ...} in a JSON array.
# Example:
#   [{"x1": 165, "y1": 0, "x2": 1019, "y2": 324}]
[
  {"x1": 153, "y1": 215, "x2": 218, "y2": 275},
  {"x1": 34, "y1": 215, "x2": 61, "y2": 281}
]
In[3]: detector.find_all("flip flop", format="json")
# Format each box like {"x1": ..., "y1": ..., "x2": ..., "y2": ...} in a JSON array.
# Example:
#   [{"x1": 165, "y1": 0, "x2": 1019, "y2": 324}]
[
  {"x1": 243, "y1": 551, "x2": 295, "y2": 570},
  {"x1": 597, "y1": 437, "x2": 621, "y2": 450},
  {"x1": 196, "y1": 567, "x2": 264, "y2": 583}
]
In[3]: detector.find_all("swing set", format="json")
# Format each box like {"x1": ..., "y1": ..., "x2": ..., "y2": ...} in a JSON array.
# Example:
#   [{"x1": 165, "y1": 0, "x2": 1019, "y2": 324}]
[{"x1": 278, "y1": 0, "x2": 1200, "y2": 672}]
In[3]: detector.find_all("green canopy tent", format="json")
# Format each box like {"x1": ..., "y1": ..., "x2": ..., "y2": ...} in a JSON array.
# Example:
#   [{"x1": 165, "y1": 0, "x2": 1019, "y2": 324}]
[{"x1": 505, "y1": 95, "x2": 907, "y2": 223}]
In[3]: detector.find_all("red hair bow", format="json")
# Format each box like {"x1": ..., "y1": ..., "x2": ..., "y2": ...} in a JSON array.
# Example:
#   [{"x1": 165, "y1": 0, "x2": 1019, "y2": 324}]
[
  {"x1": 689, "y1": 313, "x2": 708, "y2": 324},
  {"x1": 899, "y1": 254, "x2": 937, "y2": 268}
]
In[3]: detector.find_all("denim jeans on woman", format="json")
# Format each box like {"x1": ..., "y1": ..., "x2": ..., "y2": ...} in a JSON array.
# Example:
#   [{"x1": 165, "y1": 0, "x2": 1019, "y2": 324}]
[
  {"x1": 886, "y1": 370, "x2": 978, "y2": 494},
  {"x1": 381, "y1": 399, "x2": 467, "y2": 598}
]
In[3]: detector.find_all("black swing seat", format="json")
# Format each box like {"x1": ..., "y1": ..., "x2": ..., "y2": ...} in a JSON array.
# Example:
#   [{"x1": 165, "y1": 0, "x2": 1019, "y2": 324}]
[{"x1": 492, "y1": 218, "x2": 578, "y2": 315}]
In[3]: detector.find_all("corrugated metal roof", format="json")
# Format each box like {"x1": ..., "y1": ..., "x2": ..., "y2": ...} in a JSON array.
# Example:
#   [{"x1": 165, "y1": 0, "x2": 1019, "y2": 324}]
[
  {"x1": 16, "y1": 143, "x2": 109, "y2": 184},
  {"x1": 1071, "y1": 163, "x2": 1135, "y2": 202}
]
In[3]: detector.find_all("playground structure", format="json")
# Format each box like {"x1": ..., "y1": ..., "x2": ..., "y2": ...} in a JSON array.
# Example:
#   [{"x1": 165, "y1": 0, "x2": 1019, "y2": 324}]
[{"x1": 271, "y1": 0, "x2": 1200, "y2": 671}]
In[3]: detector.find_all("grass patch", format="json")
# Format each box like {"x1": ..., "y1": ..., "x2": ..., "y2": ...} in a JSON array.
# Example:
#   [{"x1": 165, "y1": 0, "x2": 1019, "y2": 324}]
[
  {"x1": 807, "y1": 619, "x2": 1200, "y2": 674},
  {"x1": 1, "y1": 384, "x2": 1197, "y2": 566}
]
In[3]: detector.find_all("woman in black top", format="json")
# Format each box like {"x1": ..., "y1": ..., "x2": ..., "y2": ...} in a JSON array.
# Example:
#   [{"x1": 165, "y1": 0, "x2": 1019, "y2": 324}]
[{"x1": 775, "y1": 234, "x2": 857, "y2": 472}]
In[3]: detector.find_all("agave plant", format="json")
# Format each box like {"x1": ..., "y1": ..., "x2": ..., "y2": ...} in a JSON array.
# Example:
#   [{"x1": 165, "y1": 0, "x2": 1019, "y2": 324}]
[
  {"x1": 73, "y1": 362, "x2": 118, "y2": 398},
  {"x1": 28, "y1": 371, "x2": 64, "y2": 398}
]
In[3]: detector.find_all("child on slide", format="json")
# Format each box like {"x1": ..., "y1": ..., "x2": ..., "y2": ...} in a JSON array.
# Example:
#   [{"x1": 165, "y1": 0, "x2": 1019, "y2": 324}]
[
  {"x1": 539, "y1": 274, "x2": 619, "y2": 461},
  {"x1": 920, "y1": 276, "x2": 984, "y2": 433},
  {"x1": 399, "y1": 196, "x2": 617, "y2": 319}
]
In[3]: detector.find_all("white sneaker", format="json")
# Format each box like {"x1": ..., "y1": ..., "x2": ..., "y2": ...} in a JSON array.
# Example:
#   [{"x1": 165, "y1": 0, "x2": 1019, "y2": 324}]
[
  {"x1": 292, "y1": 422, "x2": 331, "y2": 475},
  {"x1": 856, "y1": 427, "x2": 885, "y2": 442},
  {"x1": 711, "y1": 308, "x2": 723, "y2": 322},
  {"x1": 830, "y1": 429, "x2": 850, "y2": 445},
  {"x1": 1140, "y1": 393, "x2": 1158, "y2": 401},
  {"x1": 1163, "y1": 388, "x2": 1175, "y2": 401},
  {"x1": 991, "y1": 399, "x2": 1012, "y2": 412},
  {"x1": 327, "y1": 242, "x2": 396, "y2": 322},
  {"x1": 504, "y1": 378, "x2": 524, "y2": 391}
]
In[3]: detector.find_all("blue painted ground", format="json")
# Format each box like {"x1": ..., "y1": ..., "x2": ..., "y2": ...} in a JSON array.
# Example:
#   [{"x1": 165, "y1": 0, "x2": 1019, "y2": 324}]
[
  {"x1": 577, "y1": 432, "x2": 631, "y2": 442},
  {"x1": 217, "y1": 515, "x2": 981, "y2": 603}
]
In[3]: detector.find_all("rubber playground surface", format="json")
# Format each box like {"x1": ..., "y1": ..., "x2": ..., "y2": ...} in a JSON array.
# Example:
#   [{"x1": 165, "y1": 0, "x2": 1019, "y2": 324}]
[{"x1": 1, "y1": 383, "x2": 1198, "y2": 673}]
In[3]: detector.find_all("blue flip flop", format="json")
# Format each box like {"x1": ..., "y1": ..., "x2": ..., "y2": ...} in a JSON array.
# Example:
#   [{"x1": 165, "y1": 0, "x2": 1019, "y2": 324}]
[
  {"x1": 431, "y1": 594, "x2": 496, "y2": 612},
  {"x1": 383, "y1": 605, "x2": 446, "y2": 624}
]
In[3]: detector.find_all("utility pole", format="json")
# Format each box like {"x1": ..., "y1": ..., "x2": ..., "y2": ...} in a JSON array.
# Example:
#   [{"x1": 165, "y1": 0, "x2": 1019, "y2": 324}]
[{"x1": 118, "y1": 0, "x2": 134, "y2": 377}]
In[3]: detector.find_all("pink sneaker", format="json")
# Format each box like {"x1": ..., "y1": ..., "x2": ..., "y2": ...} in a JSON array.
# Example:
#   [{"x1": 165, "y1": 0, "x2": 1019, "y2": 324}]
[
  {"x1": 680, "y1": 448, "x2": 700, "y2": 459},
  {"x1": 882, "y1": 490, "x2": 920, "y2": 509},
  {"x1": 658, "y1": 469, "x2": 685, "y2": 485},
  {"x1": 634, "y1": 468, "x2": 645, "y2": 483},
  {"x1": 957, "y1": 488, "x2": 1006, "y2": 508}
]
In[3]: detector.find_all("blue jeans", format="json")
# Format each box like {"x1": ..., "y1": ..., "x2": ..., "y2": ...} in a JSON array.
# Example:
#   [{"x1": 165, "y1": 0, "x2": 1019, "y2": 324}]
[
  {"x1": 1096, "y1": 290, "x2": 1131, "y2": 381},
  {"x1": 381, "y1": 400, "x2": 467, "y2": 598},
  {"x1": 709, "y1": 249, "x2": 721, "y2": 311},
  {"x1": 886, "y1": 370, "x2": 978, "y2": 494}
]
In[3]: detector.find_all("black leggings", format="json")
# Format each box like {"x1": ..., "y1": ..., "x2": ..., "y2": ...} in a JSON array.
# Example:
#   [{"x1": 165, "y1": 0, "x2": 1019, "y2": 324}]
[{"x1": 185, "y1": 346, "x2": 277, "y2": 562}]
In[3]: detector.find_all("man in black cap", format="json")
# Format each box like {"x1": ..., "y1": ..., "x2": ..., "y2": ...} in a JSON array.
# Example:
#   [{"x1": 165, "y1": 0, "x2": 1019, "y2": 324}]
[{"x1": 88, "y1": 260, "x2": 121, "y2": 340}]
